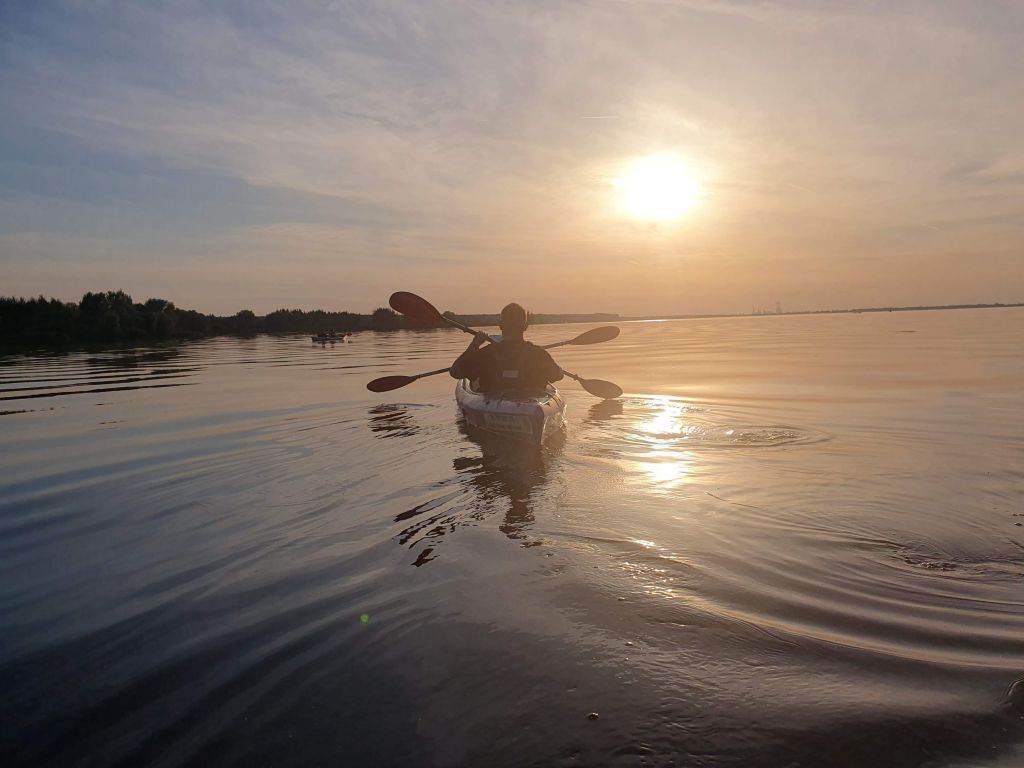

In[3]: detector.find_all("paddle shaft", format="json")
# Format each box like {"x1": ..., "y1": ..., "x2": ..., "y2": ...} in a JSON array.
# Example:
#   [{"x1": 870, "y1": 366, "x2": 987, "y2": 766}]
[
  {"x1": 399, "y1": 337, "x2": 589, "y2": 384},
  {"x1": 402, "y1": 365, "x2": 452, "y2": 384},
  {"x1": 438, "y1": 314, "x2": 474, "y2": 334}
]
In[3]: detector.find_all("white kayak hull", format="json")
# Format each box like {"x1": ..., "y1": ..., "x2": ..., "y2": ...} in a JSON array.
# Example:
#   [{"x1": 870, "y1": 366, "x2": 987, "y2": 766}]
[{"x1": 455, "y1": 379, "x2": 566, "y2": 444}]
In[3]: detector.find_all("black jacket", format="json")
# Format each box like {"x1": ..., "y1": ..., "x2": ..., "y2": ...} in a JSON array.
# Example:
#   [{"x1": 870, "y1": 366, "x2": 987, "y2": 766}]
[{"x1": 450, "y1": 340, "x2": 562, "y2": 392}]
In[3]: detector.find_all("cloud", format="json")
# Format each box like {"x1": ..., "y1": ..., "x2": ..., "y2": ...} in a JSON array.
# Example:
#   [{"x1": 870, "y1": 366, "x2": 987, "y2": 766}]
[{"x1": 2, "y1": 0, "x2": 1023, "y2": 313}]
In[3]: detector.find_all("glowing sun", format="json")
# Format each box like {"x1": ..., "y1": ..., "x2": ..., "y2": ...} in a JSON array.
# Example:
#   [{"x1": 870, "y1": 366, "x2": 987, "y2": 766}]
[{"x1": 616, "y1": 154, "x2": 700, "y2": 221}]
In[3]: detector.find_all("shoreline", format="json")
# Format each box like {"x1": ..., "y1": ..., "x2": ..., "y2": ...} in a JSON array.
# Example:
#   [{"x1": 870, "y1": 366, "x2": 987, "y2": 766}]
[{"x1": 3, "y1": 302, "x2": 1021, "y2": 355}]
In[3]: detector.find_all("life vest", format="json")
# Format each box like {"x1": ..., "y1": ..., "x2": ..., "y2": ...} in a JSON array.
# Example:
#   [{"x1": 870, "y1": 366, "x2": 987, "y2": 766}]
[
  {"x1": 498, "y1": 343, "x2": 529, "y2": 385},
  {"x1": 471, "y1": 342, "x2": 535, "y2": 392}
]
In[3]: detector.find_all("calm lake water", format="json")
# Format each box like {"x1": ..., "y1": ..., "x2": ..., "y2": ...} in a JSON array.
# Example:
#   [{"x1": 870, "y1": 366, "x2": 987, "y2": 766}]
[{"x1": 2, "y1": 308, "x2": 1023, "y2": 767}]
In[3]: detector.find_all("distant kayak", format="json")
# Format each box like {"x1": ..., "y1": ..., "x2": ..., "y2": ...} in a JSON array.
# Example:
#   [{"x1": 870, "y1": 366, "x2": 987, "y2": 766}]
[
  {"x1": 455, "y1": 379, "x2": 566, "y2": 445},
  {"x1": 311, "y1": 333, "x2": 350, "y2": 342}
]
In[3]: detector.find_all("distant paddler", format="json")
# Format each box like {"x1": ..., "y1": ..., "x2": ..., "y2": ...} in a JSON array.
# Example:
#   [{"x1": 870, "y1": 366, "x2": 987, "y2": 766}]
[{"x1": 312, "y1": 330, "x2": 349, "y2": 342}]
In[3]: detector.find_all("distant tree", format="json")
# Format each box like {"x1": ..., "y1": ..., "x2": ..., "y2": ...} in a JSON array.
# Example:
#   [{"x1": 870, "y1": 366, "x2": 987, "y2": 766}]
[
  {"x1": 264, "y1": 309, "x2": 284, "y2": 333},
  {"x1": 4, "y1": 290, "x2": 451, "y2": 347},
  {"x1": 109, "y1": 291, "x2": 143, "y2": 336},
  {"x1": 264, "y1": 308, "x2": 299, "y2": 333},
  {"x1": 0, "y1": 295, "x2": 77, "y2": 344},
  {"x1": 143, "y1": 298, "x2": 171, "y2": 313},
  {"x1": 371, "y1": 307, "x2": 400, "y2": 330},
  {"x1": 79, "y1": 291, "x2": 112, "y2": 340},
  {"x1": 174, "y1": 308, "x2": 210, "y2": 337},
  {"x1": 99, "y1": 311, "x2": 121, "y2": 339},
  {"x1": 80, "y1": 291, "x2": 109, "y2": 316},
  {"x1": 76, "y1": 290, "x2": 144, "y2": 340},
  {"x1": 235, "y1": 309, "x2": 256, "y2": 335},
  {"x1": 143, "y1": 298, "x2": 177, "y2": 339}
]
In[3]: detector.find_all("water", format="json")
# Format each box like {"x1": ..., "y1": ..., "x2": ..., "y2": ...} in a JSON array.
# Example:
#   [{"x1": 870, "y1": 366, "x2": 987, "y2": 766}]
[{"x1": 2, "y1": 308, "x2": 1023, "y2": 767}]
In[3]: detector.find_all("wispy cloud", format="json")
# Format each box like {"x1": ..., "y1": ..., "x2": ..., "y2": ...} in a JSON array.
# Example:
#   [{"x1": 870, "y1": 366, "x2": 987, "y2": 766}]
[{"x1": 2, "y1": 0, "x2": 1023, "y2": 313}]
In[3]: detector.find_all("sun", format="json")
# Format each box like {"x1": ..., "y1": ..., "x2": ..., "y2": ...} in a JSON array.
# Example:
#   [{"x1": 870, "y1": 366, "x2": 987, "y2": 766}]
[{"x1": 615, "y1": 154, "x2": 700, "y2": 221}]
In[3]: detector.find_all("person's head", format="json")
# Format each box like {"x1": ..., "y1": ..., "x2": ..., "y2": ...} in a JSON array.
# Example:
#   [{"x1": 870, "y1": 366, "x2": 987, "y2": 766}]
[{"x1": 499, "y1": 302, "x2": 528, "y2": 338}]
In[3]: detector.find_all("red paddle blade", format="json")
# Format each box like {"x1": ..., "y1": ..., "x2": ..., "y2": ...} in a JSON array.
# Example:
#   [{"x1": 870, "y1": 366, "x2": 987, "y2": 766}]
[
  {"x1": 389, "y1": 292, "x2": 442, "y2": 322},
  {"x1": 366, "y1": 375, "x2": 416, "y2": 392},
  {"x1": 569, "y1": 326, "x2": 620, "y2": 345}
]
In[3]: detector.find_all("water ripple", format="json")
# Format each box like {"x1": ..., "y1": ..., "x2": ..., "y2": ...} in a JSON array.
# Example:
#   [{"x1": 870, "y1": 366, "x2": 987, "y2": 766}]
[{"x1": 1, "y1": 317, "x2": 1023, "y2": 767}]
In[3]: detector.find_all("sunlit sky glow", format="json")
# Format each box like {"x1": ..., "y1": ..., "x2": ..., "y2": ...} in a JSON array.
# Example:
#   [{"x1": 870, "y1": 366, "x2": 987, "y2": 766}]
[
  {"x1": 617, "y1": 155, "x2": 700, "y2": 221},
  {"x1": 1, "y1": 1, "x2": 1022, "y2": 315}
]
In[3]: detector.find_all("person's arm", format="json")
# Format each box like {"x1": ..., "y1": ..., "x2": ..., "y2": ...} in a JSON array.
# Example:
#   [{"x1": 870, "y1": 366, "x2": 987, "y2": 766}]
[
  {"x1": 450, "y1": 331, "x2": 491, "y2": 379},
  {"x1": 538, "y1": 348, "x2": 563, "y2": 383}
]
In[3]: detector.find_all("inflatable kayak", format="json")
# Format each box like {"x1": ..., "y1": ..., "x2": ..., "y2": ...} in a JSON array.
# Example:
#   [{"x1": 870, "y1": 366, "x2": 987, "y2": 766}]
[{"x1": 455, "y1": 379, "x2": 566, "y2": 444}]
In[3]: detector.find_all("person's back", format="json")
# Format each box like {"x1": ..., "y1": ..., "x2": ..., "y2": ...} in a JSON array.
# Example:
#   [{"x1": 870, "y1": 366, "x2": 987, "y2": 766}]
[{"x1": 450, "y1": 303, "x2": 562, "y2": 393}]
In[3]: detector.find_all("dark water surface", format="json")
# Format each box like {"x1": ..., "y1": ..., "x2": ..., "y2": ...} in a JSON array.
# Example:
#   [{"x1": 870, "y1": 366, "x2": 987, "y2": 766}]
[{"x1": 2, "y1": 309, "x2": 1023, "y2": 767}]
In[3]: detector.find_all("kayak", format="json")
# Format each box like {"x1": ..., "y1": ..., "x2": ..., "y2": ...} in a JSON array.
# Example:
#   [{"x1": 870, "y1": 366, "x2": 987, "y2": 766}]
[
  {"x1": 455, "y1": 379, "x2": 566, "y2": 444},
  {"x1": 311, "y1": 333, "x2": 349, "y2": 342}
]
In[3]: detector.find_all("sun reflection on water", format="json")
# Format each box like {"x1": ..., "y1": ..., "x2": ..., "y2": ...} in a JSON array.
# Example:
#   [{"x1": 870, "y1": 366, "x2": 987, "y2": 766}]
[
  {"x1": 637, "y1": 398, "x2": 705, "y2": 438},
  {"x1": 643, "y1": 450, "x2": 690, "y2": 489},
  {"x1": 634, "y1": 400, "x2": 696, "y2": 491}
]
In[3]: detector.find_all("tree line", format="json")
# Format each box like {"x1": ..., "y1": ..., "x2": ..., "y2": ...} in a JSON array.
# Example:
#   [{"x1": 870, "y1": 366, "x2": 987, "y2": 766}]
[{"x1": 0, "y1": 291, "x2": 408, "y2": 347}]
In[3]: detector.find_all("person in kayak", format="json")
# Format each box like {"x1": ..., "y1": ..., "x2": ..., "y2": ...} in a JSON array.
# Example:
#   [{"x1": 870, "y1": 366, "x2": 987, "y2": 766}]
[{"x1": 450, "y1": 303, "x2": 563, "y2": 392}]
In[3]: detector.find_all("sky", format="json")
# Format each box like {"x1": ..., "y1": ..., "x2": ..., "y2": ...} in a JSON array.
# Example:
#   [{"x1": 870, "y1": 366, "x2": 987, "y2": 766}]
[{"x1": 2, "y1": 0, "x2": 1023, "y2": 316}]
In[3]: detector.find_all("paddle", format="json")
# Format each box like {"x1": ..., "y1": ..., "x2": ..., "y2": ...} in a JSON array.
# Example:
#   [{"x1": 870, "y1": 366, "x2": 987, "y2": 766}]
[
  {"x1": 366, "y1": 367, "x2": 450, "y2": 393},
  {"x1": 390, "y1": 292, "x2": 622, "y2": 348},
  {"x1": 544, "y1": 325, "x2": 619, "y2": 349},
  {"x1": 366, "y1": 326, "x2": 621, "y2": 393},
  {"x1": 390, "y1": 291, "x2": 506, "y2": 343},
  {"x1": 390, "y1": 291, "x2": 471, "y2": 332},
  {"x1": 545, "y1": 326, "x2": 624, "y2": 399},
  {"x1": 560, "y1": 371, "x2": 623, "y2": 400},
  {"x1": 383, "y1": 291, "x2": 624, "y2": 398}
]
